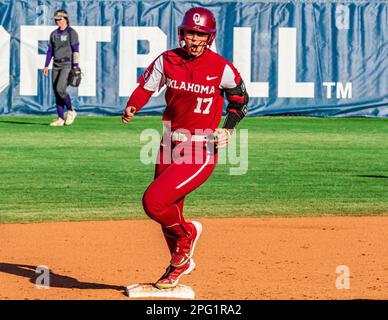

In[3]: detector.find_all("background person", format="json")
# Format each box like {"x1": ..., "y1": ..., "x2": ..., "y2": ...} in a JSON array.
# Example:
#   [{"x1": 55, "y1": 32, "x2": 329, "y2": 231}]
[{"x1": 43, "y1": 9, "x2": 80, "y2": 126}]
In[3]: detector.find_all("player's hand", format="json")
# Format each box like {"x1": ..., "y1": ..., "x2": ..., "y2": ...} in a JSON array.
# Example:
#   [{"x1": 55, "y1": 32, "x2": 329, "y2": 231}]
[
  {"x1": 213, "y1": 128, "x2": 231, "y2": 148},
  {"x1": 43, "y1": 67, "x2": 49, "y2": 77},
  {"x1": 122, "y1": 105, "x2": 136, "y2": 124}
]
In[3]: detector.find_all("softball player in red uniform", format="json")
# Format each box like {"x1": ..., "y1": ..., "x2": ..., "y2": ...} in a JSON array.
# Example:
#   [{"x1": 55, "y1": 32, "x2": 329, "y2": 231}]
[{"x1": 122, "y1": 7, "x2": 249, "y2": 289}]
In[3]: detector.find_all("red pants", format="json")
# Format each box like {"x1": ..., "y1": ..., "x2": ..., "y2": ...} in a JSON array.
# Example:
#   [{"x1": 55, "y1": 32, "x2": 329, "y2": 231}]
[{"x1": 142, "y1": 139, "x2": 218, "y2": 239}]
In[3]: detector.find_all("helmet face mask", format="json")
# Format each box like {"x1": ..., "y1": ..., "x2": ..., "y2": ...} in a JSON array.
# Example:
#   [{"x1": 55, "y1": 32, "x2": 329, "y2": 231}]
[
  {"x1": 178, "y1": 7, "x2": 216, "y2": 53},
  {"x1": 179, "y1": 29, "x2": 211, "y2": 57}
]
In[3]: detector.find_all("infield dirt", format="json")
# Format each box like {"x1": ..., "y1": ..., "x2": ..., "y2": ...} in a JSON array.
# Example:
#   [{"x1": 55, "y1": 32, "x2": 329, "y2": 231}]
[{"x1": 1, "y1": 217, "x2": 387, "y2": 300}]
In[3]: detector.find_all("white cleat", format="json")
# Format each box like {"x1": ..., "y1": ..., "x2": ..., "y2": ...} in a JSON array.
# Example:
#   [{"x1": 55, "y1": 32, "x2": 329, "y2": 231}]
[
  {"x1": 50, "y1": 118, "x2": 65, "y2": 126},
  {"x1": 65, "y1": 110, "x2": 77, "y2": 125}
]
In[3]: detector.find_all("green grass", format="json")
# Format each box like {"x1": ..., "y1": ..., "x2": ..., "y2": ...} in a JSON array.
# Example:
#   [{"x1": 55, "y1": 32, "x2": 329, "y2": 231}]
[{"x1": 0, "y1": 116, "x2": 387, "y2": 223}]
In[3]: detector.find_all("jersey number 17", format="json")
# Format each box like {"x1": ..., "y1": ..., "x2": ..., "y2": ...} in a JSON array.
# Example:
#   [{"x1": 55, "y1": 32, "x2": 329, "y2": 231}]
[{"x1": 194, "y1": 97, "x2": 213, "y2": 115}]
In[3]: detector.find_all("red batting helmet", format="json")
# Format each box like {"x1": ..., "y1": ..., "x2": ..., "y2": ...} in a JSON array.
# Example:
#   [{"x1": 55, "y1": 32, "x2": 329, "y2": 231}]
[{"x1": 178, "y1": 7, "x2": 217, "y2": 47}]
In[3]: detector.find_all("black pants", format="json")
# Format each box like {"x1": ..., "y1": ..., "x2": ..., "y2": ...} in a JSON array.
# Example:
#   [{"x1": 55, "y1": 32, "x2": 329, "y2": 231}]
[
  {"x1": 52, "y1": 62, "x2": 73, "y2": 118},
  {"x1": 52, "y1": 62, "x2": 71, "y2": 100}
]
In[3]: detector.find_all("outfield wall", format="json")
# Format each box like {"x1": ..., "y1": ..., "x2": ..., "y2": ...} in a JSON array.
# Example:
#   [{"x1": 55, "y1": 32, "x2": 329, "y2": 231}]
[{"x1": 0, "y1": 0, "x2": 387, "y2": 117}]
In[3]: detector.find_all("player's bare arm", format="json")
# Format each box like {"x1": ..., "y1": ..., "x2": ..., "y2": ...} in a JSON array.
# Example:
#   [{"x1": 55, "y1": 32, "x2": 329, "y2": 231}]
[
  {"x1": 213, "y1": 128, "x2": 231, "y2": 148},
  {"x1": 122, "y1": 105, "x2": 136, "y2": 124},
  {"x1": 43, "y1": 67, "x2": 49, "y2": 77}
]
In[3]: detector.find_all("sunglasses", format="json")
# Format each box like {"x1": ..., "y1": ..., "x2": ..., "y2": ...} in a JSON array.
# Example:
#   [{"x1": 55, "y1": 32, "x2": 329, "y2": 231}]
[{"x1": 55, "y1": 18, "x2": 64, "y2": 22}]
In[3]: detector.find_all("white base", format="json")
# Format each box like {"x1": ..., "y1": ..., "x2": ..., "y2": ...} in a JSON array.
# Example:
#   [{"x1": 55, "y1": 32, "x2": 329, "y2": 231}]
[{"x1": 126, "y1": 283, "x2": 195, "y2": 299}]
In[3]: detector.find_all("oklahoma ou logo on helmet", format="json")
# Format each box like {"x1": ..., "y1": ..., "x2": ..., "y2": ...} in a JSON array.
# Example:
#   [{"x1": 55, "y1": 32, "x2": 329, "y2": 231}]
[{"x1": 193, "y1": 13, "x2": 201, "y2": 25}]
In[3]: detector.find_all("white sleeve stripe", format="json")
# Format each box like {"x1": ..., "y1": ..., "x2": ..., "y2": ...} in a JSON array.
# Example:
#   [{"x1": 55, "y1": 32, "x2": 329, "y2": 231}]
[
  {"x1": 219, "y1": 64, "x2": 237, "y2": 89},
  {"x1": 143, "y1": 55, "x2": 166, "y2": 92}
]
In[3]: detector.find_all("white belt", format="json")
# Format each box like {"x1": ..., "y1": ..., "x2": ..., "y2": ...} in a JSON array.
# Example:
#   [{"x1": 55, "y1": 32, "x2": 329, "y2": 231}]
[{"x1": 171, "y1": 131, "x2": 209, "y2": 142}]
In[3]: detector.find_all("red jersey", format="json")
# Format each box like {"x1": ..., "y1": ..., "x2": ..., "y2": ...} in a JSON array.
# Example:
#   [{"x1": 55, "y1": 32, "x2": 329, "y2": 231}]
[{"x1": 132, "y1": 48, "x2": 242, "y2": 132}]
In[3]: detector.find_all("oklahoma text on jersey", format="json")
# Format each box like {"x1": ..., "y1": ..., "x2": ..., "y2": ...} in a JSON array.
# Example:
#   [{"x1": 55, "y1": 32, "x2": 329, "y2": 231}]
[{"x1": 166, "y1": 77, "x2": 216, "y2": 95}]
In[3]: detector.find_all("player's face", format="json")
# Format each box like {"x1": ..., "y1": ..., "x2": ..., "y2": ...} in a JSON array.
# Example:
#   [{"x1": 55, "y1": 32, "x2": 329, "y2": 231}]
[
  {"x1": 55, "y1": 18, "x2": 68, "y2": 30},
  {"x1": 183, "y1": 30, "x2": 210, "y2": 57}
]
